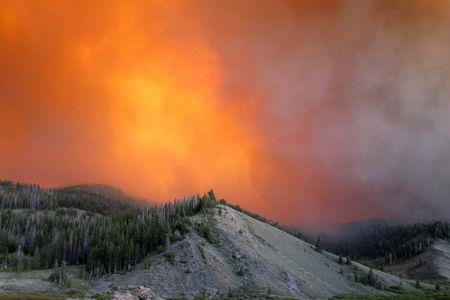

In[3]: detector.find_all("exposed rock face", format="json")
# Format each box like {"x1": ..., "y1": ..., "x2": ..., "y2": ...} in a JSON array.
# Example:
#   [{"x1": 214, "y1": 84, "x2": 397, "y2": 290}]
[
  {"x1": 433, "y1": 239, "x2": 450, "y2": 280},
  {"x1": 111, "y1": 286, "x2": 163, "y2": 300},
  {"x1": 96, "y1": 205, "x2": 416, "y2": 299},
  {"x1": 233, "y1": 251, "x2": 242, "y2": 260},
  {"x1": 173, "y1": 229, "x2": 182, "y2": 240}
]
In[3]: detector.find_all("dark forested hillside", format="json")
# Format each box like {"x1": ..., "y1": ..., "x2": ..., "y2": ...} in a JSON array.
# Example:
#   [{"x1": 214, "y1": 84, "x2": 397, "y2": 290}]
[
  {"x1": 0, "y1": 181, "x2": 143, "y2": 215},
  {"x1": 0, "y1": 180, "x2": 217, "y2": 277},
  {"x1": 320, "y1": 220, "x2": 450, "y2": 265}
]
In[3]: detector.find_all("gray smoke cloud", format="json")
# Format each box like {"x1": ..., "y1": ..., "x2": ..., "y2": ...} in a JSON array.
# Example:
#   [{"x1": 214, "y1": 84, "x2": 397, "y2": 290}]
[
  {"x1": 196, "y1": 0, "x2": 450, "y2": 226},
  {"x1": 315, "y1": 1, "x2": 450, "y2": 221}
]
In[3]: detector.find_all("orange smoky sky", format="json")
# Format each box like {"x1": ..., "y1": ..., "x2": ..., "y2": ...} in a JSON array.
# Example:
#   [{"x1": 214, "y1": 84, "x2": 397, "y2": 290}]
[{"x1": 1, "y1": 0, "x2": 450, "y2": 229}]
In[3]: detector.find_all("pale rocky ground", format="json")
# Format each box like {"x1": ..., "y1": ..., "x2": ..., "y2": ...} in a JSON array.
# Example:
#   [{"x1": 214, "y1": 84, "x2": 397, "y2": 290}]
[
  {"x1": 433, "y1": 239, "x2": 450, "y2": 280},
  {"x1": 0, "y1": 270, "x2": 61, "y2": 293},
  {"x1": 0, "y1": 267, "x2": 89, "y2": 294},
  {"x1": 95, "y1": 205, "x2": 416, "y2": 299},
  {"x1": 383, "y1": 238, "x2": 450, "y2": 282},
  {"x1": 1, "y1": 205, "x2": 419, "y2": 299}
]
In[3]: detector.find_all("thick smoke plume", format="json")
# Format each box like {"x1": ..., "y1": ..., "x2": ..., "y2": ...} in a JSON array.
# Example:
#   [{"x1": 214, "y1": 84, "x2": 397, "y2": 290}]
[{"x1": 1, "y1": 0, "x2": 449, "y2": 228}]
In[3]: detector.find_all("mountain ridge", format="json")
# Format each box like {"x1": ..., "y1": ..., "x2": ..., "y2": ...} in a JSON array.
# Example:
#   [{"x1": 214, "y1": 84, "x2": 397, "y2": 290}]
[{"x1": 0, "y1": 180, "x2": 436, "y2": 299}]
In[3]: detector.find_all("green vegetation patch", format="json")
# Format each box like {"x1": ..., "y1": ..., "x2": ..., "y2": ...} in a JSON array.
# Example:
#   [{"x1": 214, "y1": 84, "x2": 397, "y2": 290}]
[
  {"x1": 165, "y1": 251, "x2": 176, "y2": 265},
  {"x1": 236, "y1": 267, "x2": 246, "y2": 277},
  {"x1": 195, "y1": 221, "x2": 218, "y2": 244},
  {"x1": 48, "y1": 261, "x2": 71, "y2": 287}
]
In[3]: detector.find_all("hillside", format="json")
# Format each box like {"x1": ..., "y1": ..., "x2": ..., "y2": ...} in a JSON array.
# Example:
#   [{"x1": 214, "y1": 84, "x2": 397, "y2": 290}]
[
  {"x1": 89, "y1": 205, "x2": 417, "y2": 299},
  {"x1": 316, "y1": 219, "x2": 450, "y2": 285},
  {"x1": 382, "y1": 238, "x2": 450, "y2": 281},
  {"x1": 0, "y1": 181, "x2": 139, "y2": 214},
  {"x1": 0, "y1": 180, "x2": 214, "y2": 276},
  {"x1": 0, "y1": 181, "x2": 422, "y2": 299},
  {"x1": 319, "y1": 220, "x2": 450, "y2": 261},
  {"x1": 60, "y1": 184, "x2": 129, "y2": 201}
]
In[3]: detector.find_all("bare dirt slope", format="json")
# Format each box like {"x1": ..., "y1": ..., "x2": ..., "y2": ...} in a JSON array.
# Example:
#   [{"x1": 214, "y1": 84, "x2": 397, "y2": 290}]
[
  {"x1": 383, "y1": 238, "x2": 450, "y2": 281},
  {"x1": 97, "y1": 205, "x2": 415, "y2": 299},
  {"x1": 433, "y1": 239, "x2": 450, "y2": 280},
  {"x1": 0, "y1": 267, "x2": 89, "y2": 295},
  {"x1": 0, "y1": 270, "x2": 60, "y2": 293}
]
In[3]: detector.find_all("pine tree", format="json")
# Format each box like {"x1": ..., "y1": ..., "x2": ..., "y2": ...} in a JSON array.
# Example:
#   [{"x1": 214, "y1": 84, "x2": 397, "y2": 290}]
[
  {"x1": 33, "y1": 247, "x2": 41, "y2": 269},
  {"x1": 16, "y1": 246, "x2": 24, "y2": 272},
  {"x1": 368, "y1": 268, "x2": 374, "y2": 285},
  {"x1": 315, "y1": 236, "x2": 322, "y2": 252},
  {"x1": 16, "y1": 256, "x2": 24, "y2": 272},
  {"x1": 415, "y1": 279, "x2": 421, "y2": 289},
  {"x1": 346, "y1": 256, "x2": 352, "y2": 265}
]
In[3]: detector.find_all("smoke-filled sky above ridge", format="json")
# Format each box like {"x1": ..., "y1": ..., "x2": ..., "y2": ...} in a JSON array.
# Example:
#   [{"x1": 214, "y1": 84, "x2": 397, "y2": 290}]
[{"x1": 1, "y1": 0, "x2": 450, "y2": 228}]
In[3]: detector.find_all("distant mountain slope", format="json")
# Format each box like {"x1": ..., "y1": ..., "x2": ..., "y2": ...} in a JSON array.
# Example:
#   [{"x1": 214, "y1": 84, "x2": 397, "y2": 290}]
[
  {"x1": 0, "y1": 180, "x2": 148, "y2": 215},
  {"x1": 382, "y1": 238, "x2": 450, "y2": 281},
  {"x1": 59, "y1": 184, "x2": 129, "y2": 201},
  {"x1": 319, "y1": 219, "x2": 450, "y2": 264},
  {"x1": 315, "y1": 218, "x2": 450, "y2": 284}
]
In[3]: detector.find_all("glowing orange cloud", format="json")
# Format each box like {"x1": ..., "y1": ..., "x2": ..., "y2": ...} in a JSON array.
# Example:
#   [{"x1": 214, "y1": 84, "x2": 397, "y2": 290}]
[
  {"x1": 2, "y1": 0, "x2": 450, "y2": 229},
  {"x1": 0, "y1": 0, "x2": 267, "y2": 211}
]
